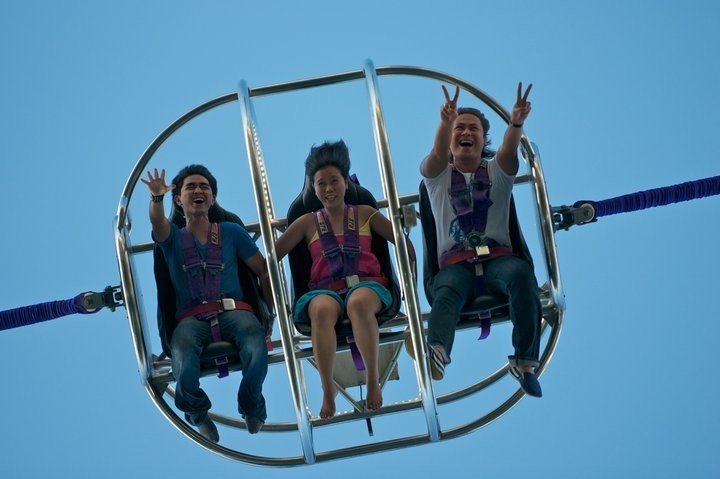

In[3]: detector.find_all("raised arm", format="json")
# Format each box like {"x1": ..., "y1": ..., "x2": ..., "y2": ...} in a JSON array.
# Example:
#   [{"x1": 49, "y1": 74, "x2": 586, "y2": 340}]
[
  {"x1": 495, "y1": 82, "x2": 533, "y2": 176},
  {"x1": 140, "y1": 168, "x2": 176, "y2": 243},
  {"x1": 421, "y1": 85, "x2": 459, "y2": 179}
]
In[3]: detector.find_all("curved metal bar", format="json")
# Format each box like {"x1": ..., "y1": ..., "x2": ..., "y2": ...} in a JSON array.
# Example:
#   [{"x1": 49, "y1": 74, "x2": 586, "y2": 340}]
[
  {"x1": 118, "y1": 93, "x2": 238, "y2": 204},
  {"x1": 376, "y1": 66, "x2": 508, "y2": 119},
  {"x1": 525, "y1": 141, "x2": 565, "y2": 309},
  {"x1": 151, "y1": 383, "x2": 307, "y2": 467},
  {"x1": 363, "y1": 59, "x2": 441, "y2": 441},
  {"x1": 440, "y1": 310, "x2": 564, "y2": 440},
  {"x1": 114, "y1": 91, "x2": 243, "y2": 384},
  {"x1": 251, "y1": 70, "x2": 365, "y2": 97},
  {"x1": 536, "y1": 309, "x2": 564, "y2": 376},
  {"x1": 116, "y1": 62, "x2": 566, "y2": 466},
  {"x1": 236, "y1": 80, "x2": 316, "y2": 465},
  {"x1": 114, "y1": 200, "x2": 150, "y2": 381}
]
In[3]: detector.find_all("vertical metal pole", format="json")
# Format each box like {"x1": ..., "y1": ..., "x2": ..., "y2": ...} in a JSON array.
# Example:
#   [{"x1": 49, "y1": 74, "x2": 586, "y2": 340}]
[
  {"x1": 362, "y1": 59, "x2": 441, "y2": 441},
  {"x1": 236, "y1": 81, "x2": 316, "y2": 464},
  {"x1": 524, "y1": 141, "x2": 565, "y2": 310}
]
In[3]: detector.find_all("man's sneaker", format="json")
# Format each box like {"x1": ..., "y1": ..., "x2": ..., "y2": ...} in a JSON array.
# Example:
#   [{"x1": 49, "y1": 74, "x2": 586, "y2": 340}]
[
  {"x1": 245, "y1": 415, "x2": 265, "y2": 434},
  {"x1": 404, "y1": 336, "x2": 449, "y2": 381},
  {"x1": 428, "y1": 343, "x2": 449, "y2": 381},
  {"x1": 509, "y1": 366, "x2": 543, "y2": 398},
  {"x1": 198, "y1": 416, "x2": 220, "y2": 443}
]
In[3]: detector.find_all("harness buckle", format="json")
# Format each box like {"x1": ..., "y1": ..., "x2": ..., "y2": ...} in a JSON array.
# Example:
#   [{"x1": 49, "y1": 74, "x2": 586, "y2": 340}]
[
  {"x1": 345, "y1": 275, "x2": 360, "y2": 288},
  {"x1": 474, "y1": 245, "x2": 490, "y2": 257},
  {"x1": 222, "y1": 298, "x2": 236, "y2": 311},
  {"x1": 322, "y1": 245, "x2": 342, "y2": 257},
  {"x1": 341, "y1": 245, "x2": 361, "y2": 256},
  {"x1": 182, "y1": 260, "x2": 202, "y2": 272},
  {"x1": 205, "y1": 261, "x2": 225, "y2": 272}
]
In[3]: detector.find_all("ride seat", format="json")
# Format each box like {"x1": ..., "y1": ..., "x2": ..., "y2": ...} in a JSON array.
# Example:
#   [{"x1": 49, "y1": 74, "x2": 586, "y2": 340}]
[
  {"x1": 285, "y1": 175, "x2": 402, "y2": 337},
  {"x1": 153, "y1": 203, "x2": 273, "y2": 373},
  {"x1": 418, "y1": 180, "x2": 535, "y2": 326}
]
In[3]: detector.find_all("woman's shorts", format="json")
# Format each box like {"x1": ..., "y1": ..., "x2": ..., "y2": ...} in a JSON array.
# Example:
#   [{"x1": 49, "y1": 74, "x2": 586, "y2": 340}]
[{"x1": 293, "y1": 280, "x2": 392, "y2": 326}]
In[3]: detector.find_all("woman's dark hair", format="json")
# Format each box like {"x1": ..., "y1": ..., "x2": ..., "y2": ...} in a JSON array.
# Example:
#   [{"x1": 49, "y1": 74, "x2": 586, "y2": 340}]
[
  {"x1": 304, "y1": 140, "x2": 351, "y2": 181},
  {"x1": 457, "y1": 107, "x2": 496, "y2": 160}
]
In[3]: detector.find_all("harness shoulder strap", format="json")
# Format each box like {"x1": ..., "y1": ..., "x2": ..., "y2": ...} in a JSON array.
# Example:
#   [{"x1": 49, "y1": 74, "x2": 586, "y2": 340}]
[
  {"x1": 204, "y1": 222, "x2": 223, "y2": 305},
  {"x1": 180, "y1": 223, "x2": 230, "y2": 378},
  {"x1": 180, "y1": 224, "x2": 224, "y2": 308},
  {"x1": 449, "y1": 161, "x2": 493, "y2": 239},
  {"x1": 313, "y1": 209, "x2": 344, "y2": 280},
  {"x1": 342, "y1": 205, "x2": 360, "y2": 278}
]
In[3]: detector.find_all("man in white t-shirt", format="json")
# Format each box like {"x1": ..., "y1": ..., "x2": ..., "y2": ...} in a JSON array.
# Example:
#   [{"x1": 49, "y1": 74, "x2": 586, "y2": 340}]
[{"x1": 420, "y1": 83, "x2": 543, "y2": 397}]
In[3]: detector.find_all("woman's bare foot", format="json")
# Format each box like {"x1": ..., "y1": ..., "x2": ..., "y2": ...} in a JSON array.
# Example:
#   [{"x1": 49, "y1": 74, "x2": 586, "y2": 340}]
[
  {"x1": 366, "y1": 382, "x2": 383, "y2": 411},
  {"x1": 319, "y1": 385, "x2": 337, "y2": 419}
]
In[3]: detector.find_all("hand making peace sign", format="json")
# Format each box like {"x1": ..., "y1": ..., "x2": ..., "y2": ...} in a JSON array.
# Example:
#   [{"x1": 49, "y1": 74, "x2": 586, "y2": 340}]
[
  {"x1": 440, "y1": 84, "x2": 460, "y2": 123},
  {"x1": 510, "y1": 82, "x2": 533, "y2": 126}
]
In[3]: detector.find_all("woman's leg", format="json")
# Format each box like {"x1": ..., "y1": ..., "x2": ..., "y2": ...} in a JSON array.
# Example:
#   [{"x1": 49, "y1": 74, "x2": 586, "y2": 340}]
[
  {"x1": 345, "y1": 287, "x2": 383, "y2": 411},
  {"x1": 308, "y1": 294, "x2": 342, "y2": 418}
]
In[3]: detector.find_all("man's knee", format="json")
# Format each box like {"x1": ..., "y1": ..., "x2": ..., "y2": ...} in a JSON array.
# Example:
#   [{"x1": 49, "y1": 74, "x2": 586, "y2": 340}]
[
  {"x1": 432, "y1": 282, "x2": 467, "y2": 307},
  {"x1": 432, "y1": 265, "x2": 473, "y2": 298},
  {"x1": 224, "y1": 311, "x2": 264, "y2": 339},
  {"x1": 171, "y1": 322, "x2": 205, "y2": 353},
  {"x1": 488, "y1": 258, "x2": 538, "y2": 295},
  {"x1": 506, "y1": 268, "x2": 539, "y2": 297}
]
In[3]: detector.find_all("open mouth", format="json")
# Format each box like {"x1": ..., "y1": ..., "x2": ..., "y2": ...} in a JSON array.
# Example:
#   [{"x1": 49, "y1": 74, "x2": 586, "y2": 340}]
[{"x1": 459, "y1": 139, "x2": 474, "y2": 147}]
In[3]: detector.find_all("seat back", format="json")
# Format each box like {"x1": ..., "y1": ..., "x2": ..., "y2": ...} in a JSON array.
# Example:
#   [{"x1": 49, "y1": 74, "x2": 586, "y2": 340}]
[
  {"x1": 286, "y1": 175, "x2": 401, "y2": 335},
  {"x1": 153, "y1": 202, "x2": 272, "y2": 356},
  {"x1": 419, "y1": 179, "x2": 534, "y2": 310}
]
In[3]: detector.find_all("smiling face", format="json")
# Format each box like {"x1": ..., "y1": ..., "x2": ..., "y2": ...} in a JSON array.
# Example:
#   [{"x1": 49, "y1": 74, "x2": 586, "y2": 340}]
[
  {"x1": 174, "y1": 174, "x2": 215, "y2": 217},
  {"x1": 450, "y1": 113, "x2": 486, "y2": 167},
  {"x1": 313, "y1": 166, "x2": 347, "y2": 209}
]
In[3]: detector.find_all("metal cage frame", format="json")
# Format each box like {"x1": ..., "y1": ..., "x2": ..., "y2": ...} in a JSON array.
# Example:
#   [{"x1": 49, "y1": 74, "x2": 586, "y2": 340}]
[{"x1": 114, "y1": 60, "x2": 565, "y2": 466}]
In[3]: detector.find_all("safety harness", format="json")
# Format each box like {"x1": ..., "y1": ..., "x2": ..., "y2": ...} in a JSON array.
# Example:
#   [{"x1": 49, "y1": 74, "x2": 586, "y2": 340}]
[
  {"x1": 310, "y1": 205, "x2": 388, "y2": 370},
  {"x1": 439, "y1": 162, "x2": 515, "y2": 339},
  {"x1": 310, "y1": 206, "x2": 389, "y2": 293},
  {"x1": 175, "y1": 223, "x2": 254, "y2": 378}
]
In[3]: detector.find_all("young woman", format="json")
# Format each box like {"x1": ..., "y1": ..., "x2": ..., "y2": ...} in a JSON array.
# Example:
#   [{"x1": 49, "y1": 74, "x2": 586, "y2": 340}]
[{"x1": 276, "y1": 140, "x2": 412, "y2": 418}]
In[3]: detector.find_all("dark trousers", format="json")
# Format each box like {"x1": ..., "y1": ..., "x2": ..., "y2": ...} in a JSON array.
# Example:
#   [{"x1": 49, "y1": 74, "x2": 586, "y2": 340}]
[{"x1": 428, "y1": 255, "x2": 541, "y2": 368}]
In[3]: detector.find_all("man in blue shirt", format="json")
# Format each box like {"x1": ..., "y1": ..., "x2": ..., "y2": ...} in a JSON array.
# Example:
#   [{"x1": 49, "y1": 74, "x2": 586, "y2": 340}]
[{"x1": 142, "y1": 164, "x2": 274, "y2": 441}]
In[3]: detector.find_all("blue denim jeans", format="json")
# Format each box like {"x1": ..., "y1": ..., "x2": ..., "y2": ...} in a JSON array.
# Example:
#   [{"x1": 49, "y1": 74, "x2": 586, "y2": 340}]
[
  {"x1": 428, "y1": 255, "x2": 541, "y2": 368},
  {"x1": 171, "y1": 310, "x2": 268, "y2": 425}
]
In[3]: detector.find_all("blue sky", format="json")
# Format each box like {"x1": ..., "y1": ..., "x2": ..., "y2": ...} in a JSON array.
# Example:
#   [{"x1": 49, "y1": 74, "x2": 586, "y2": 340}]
[{"x1": 1, "y1": 1, "x2": 719, "y2": 477}]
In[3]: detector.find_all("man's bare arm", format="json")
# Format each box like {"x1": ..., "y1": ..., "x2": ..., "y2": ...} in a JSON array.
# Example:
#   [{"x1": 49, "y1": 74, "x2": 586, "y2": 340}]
[
  {"x1": 140, "y1": 168, "x2": 175, "y2": 242},
  {"x1": 496, "y1": 83, "x2": 533, "y2": 176},
  {"x1": 421, "y1": 85, "x2": 459, "y2": 178}
]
